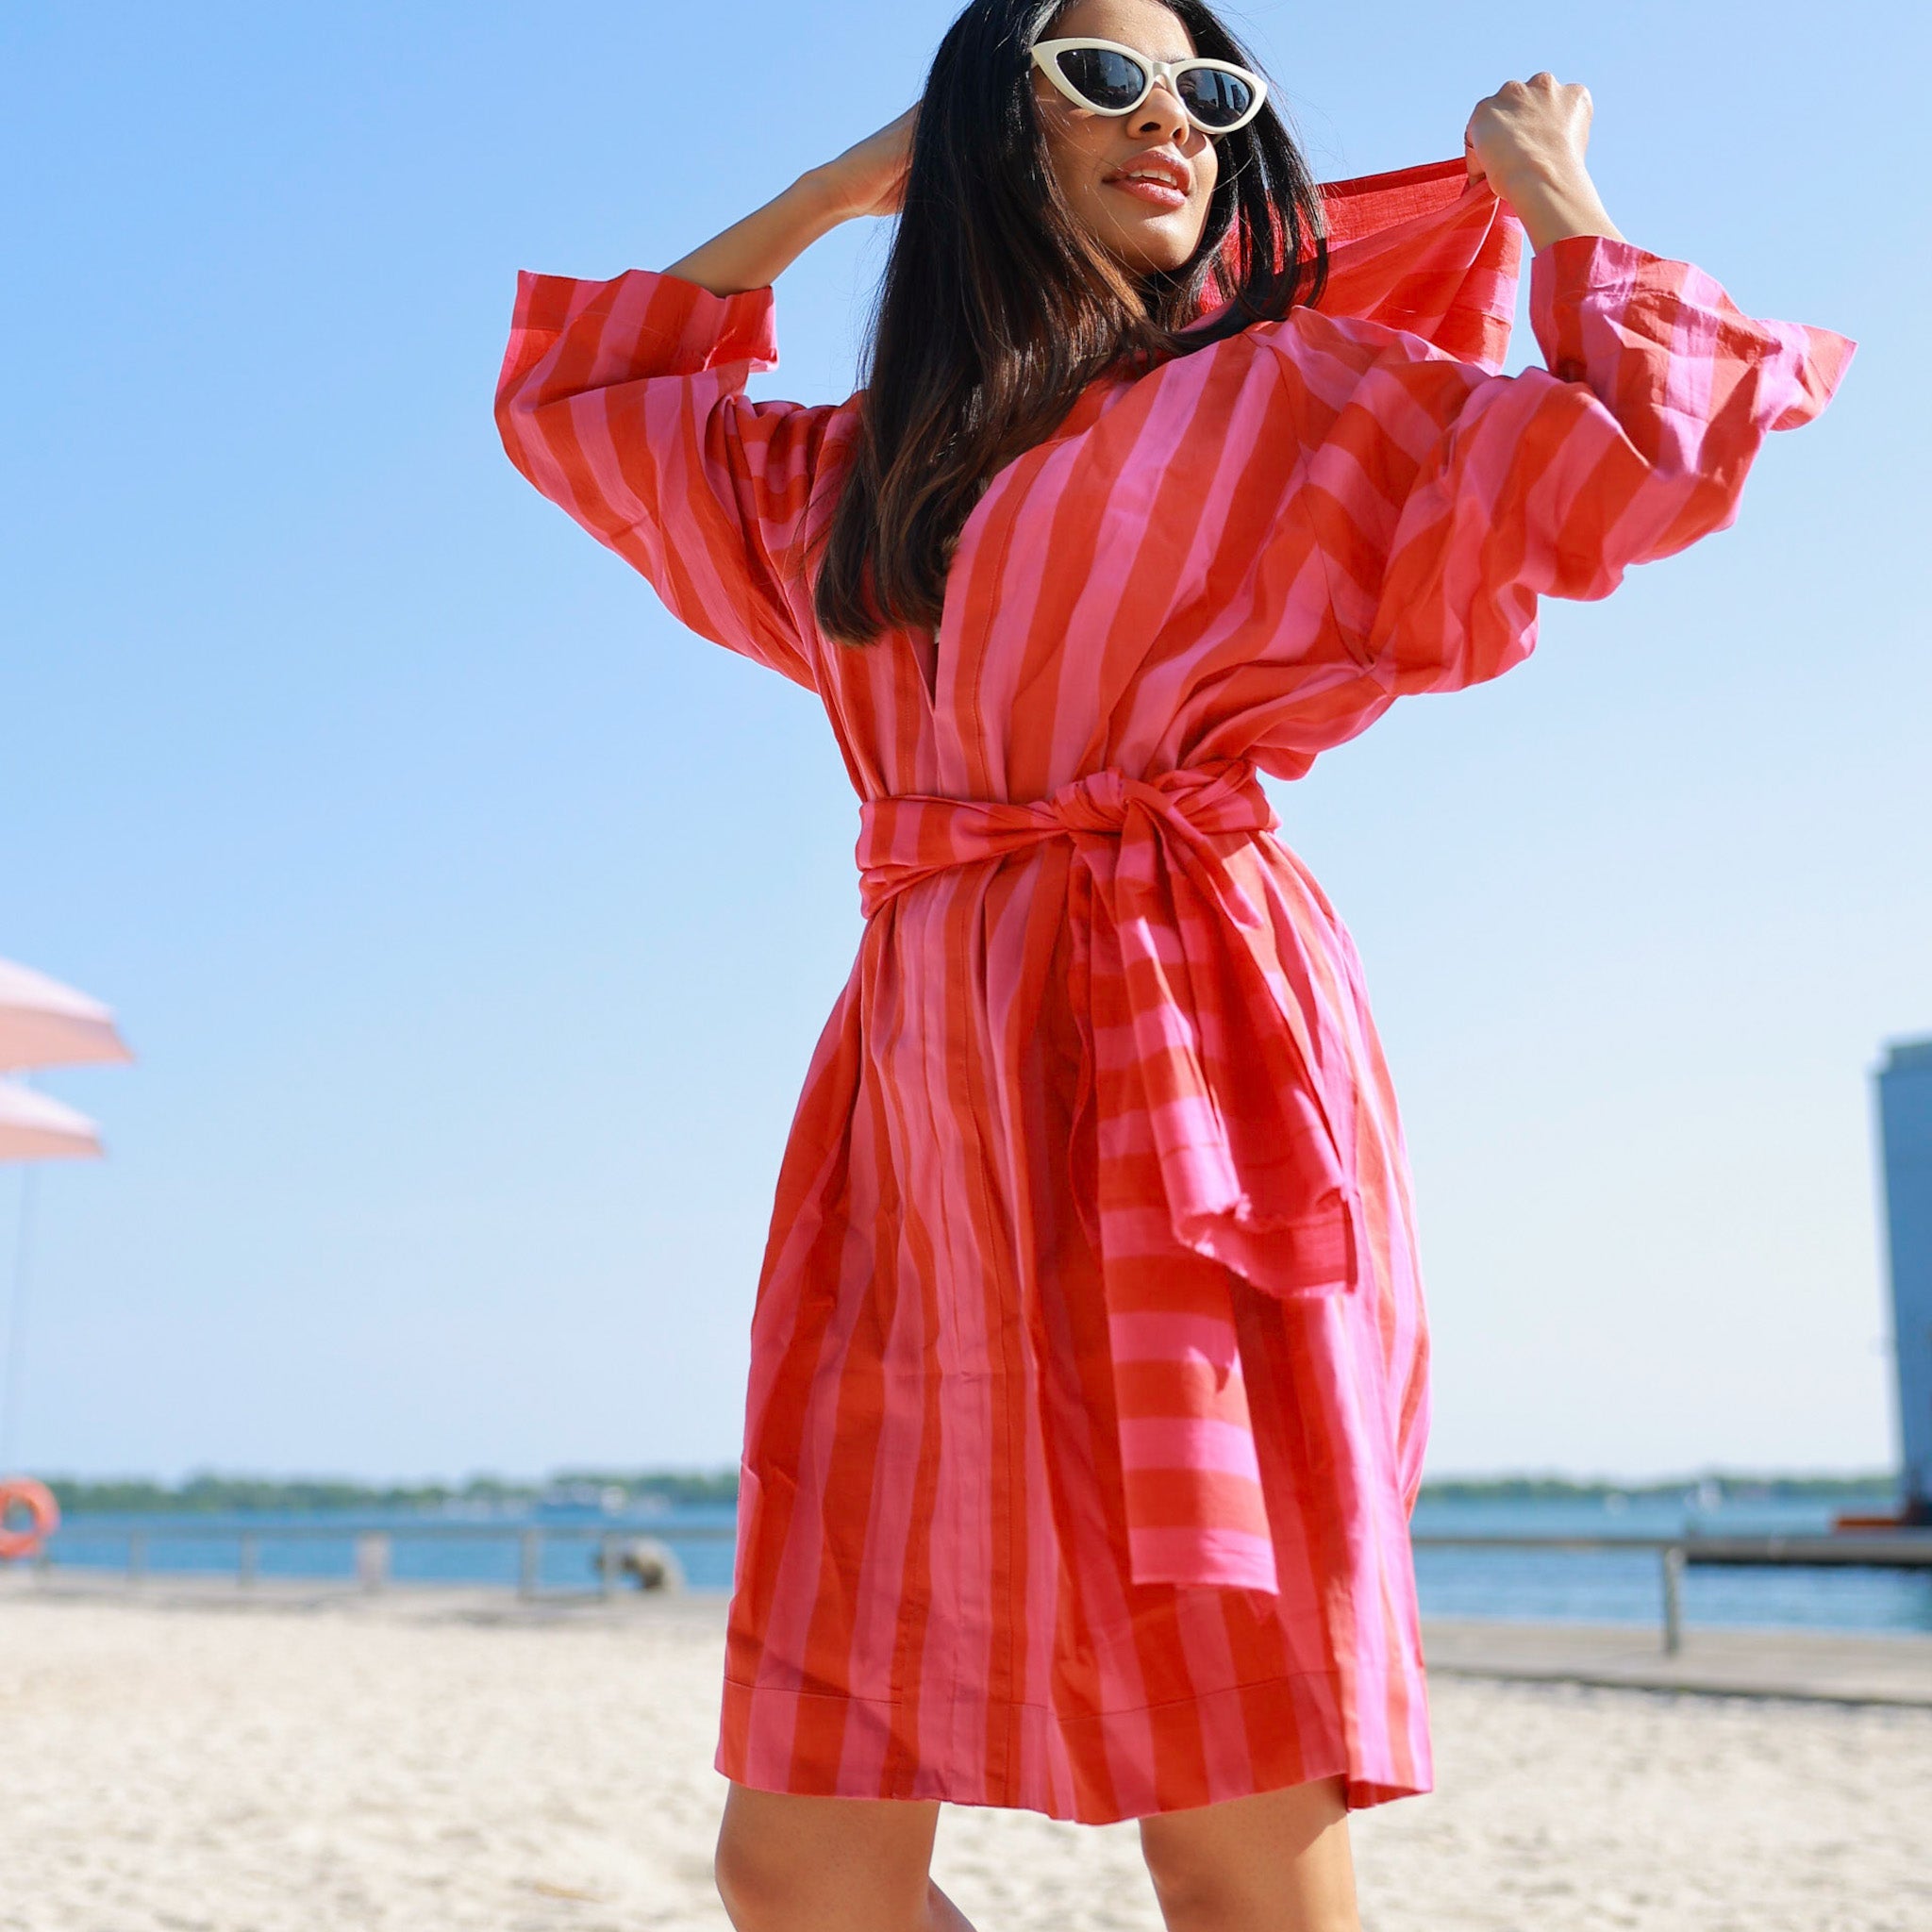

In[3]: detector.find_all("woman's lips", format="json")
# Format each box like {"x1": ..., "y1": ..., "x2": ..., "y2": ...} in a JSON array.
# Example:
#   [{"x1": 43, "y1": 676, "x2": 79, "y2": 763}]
[{"x1": 1106, "y1": 175, "x2": 1189, "y2": 211}]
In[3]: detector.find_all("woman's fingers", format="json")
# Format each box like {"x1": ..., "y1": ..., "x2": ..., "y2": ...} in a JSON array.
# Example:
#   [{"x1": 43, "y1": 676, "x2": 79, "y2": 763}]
[
  {"x1": 822, "y1": 105, "x2": 920, "y2": 220},
  {"x1": 1465, "y1": 73, "x2": 1595, "y2": 194},
  {"x1": 874, "y1": 106, "x2": 918, "y2": 215},
  {"x1": 1463, "y1": 75, "x2": 1622, "y2": 249}
]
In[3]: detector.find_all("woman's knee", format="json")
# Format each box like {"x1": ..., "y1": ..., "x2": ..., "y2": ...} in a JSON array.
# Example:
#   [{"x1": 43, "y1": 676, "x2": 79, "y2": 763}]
[
  {"x1": 1140, "y1": 1778, "x2": 1359, "y2": 1932},
  {"x1": 714, "y1": 1810, "x2": 842, "y2": 1932},
  {"x1": 713, "y1": 1785, "x2": 941, "y2": 1932},
  {"x1": 1141, "y1": 1840, "x2": 1266, "y2": 1931},
  {"x1": 712, "y1": 1811, "x2": 784, "y2": 1931}
]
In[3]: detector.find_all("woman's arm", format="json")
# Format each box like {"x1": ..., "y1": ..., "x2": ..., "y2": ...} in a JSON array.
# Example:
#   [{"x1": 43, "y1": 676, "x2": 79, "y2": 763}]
[
  {"x1": 665, "y1": 108, "x2": 918, "y2": 296},
  {"x1": 1464, "y1": 73, "x2": 1625, "y2": 251}
]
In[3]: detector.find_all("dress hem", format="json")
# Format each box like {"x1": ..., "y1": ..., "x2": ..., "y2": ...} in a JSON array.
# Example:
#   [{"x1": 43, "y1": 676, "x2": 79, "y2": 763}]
[{"x1": 716, "y1": 1672, "x2": 1431, "y2": 1825}]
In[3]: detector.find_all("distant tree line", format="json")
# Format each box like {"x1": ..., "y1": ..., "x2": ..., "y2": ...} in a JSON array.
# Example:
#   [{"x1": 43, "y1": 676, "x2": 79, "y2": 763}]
[
  {"x1": 1415, "y1": 1473, "x2": 1895, "y2": 1505},
  {"x1": 37, "y1": 1468, "x2": 1897, "y2": 1518},
  {"x1": 40, "y1": 1468, "x2": 742, "y2": 1516}
]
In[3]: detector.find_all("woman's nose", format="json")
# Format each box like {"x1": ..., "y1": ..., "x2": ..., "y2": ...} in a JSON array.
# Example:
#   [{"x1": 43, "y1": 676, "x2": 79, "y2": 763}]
[{"x1": 1129, "y1": 80, "x2": 1191, "y2": 143}]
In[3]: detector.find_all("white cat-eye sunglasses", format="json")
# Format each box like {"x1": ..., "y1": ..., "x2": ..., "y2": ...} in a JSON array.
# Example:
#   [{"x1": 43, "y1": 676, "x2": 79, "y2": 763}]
[{"x1": 1030, "y1": 37, "x2": 1268, "y2": 136}]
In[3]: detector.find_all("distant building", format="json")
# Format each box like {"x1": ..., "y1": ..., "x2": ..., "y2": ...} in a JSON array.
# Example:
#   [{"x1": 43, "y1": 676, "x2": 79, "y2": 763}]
[{"x1": 1878, "y1": 1039, "x2": 1932, "y2": 1522}]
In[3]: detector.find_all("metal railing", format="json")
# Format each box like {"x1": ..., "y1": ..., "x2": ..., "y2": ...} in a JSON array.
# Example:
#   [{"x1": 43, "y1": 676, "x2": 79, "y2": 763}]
[
  {"x1": 28, "y1": 1524, "x2": 1930, "y2": 1650},
  {"x1": 35, "y1": 1521, "x2": 739, "y2": 1602},
  {"x1": 1410, "y1": 1531, "x2": 1932, "y2": 1655}
]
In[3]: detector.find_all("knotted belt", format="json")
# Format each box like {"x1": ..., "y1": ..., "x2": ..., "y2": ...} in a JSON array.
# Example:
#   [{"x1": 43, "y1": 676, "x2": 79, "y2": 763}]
[{"x1": 857, "y1": 759, "x2": 1361, "y2": 1595}]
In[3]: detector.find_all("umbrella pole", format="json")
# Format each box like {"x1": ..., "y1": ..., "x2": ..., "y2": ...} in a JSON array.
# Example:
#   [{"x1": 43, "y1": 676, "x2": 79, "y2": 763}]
[{"x1": 0, "y1": 1165, "x2": 36, "y2": 1473}]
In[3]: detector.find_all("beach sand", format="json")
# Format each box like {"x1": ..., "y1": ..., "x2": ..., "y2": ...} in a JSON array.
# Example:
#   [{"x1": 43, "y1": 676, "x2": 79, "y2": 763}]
[{"x1": 1, "y1": 1588, "x2": 1926, "y2": 1931}]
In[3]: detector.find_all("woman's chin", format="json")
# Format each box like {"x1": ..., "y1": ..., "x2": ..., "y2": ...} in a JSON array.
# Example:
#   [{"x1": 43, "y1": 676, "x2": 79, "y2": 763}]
[
  {"x1": 1091, "y1": 219, "x2": 1206, "y2": 278},
  {"x1": 1123, "y1": 243, "x2": 1202, "y2": 277}
]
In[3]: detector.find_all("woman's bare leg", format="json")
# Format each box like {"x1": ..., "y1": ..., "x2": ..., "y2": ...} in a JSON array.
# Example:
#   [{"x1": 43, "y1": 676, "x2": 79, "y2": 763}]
[
  {"x1": 714, "y1": 1785, "x2": 976, "y2": 1932},
  {"x1": 1139, "y1": 1778, "x2": 1360, "y2": 1932}
]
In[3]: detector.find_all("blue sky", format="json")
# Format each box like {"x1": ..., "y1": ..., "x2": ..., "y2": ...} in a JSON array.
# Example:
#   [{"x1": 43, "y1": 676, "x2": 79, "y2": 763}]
[{"x1": 3, "y1": 0, "x2": 1924, "y2": 1484}]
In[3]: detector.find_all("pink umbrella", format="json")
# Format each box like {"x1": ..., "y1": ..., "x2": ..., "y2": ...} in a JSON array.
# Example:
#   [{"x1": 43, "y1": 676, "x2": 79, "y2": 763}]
[
  {"x1": 0, "y1": 958, "x2": 132, "y2": 1074},
  {"x1": 0, "y1": 963, "x2": 125, "y2": 1473},
  {"x1": 0, "y1": 1077, "x2": 104, "y2": 1469},
  {"x1": 0, "y1": 1082, "x2": 105, "y2": 1162}
]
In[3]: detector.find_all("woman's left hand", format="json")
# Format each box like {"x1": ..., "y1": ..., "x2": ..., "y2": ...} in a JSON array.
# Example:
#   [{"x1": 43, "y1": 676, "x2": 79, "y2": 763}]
[
  {"x1": 1464, "y1": 73, "x2": 1624, "y2": 251},
  {"x1": 1464, "y1": 73, "x2": 1594, "y2": 195}
]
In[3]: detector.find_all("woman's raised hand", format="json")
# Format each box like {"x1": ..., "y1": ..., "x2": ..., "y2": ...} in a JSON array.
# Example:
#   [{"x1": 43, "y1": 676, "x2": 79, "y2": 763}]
[
  {"x1": 663, "y1": 107, "x2": 916, "y2": 297},
  {"x1": 814, "y1": 107, "x2": 919, "y2": 222},
  {"x1": 1463, "y1": 74, "x2": 1624, "y2": 253},
  {"x1": 1465, "y1": 74, "x2": 1594, "y2": 195}
]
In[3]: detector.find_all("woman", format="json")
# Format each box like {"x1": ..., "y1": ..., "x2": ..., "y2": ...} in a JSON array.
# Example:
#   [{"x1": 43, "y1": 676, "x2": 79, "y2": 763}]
[{"x1": 497, "y1": 1, "x2": 1849, "y2": 1925}]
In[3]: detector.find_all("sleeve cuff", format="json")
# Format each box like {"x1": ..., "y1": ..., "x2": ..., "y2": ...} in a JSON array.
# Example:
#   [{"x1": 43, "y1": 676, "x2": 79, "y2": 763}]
[
  {"x1": 1529, "y1": 236, "x2": 1856, "y2": 430},
  {"x1": 508, "y1": 268, "x2": 779, "y2": 379}
]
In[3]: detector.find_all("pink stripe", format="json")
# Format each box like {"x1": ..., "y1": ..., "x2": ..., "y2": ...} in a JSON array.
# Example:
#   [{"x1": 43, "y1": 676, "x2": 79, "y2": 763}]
[
  {"x1": 1127, "y1": 1525, "x2": 1278, "y2": 1592},
  {"x1": 1118, "y1": 1415, "x2": 1265, "y2": 1478},
  {"x1": 1173, "y1": 1591, "x2": 1257, "y2": 1806},
  {"x1": 1108, "y1": 1310, "x2": 1243, "y2": 1366}
]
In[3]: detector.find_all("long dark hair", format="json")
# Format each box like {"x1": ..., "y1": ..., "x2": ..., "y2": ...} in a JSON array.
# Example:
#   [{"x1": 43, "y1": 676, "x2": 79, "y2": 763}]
[{"x1": 814, "y1": 0, "x2": 1328, "y2": 644}]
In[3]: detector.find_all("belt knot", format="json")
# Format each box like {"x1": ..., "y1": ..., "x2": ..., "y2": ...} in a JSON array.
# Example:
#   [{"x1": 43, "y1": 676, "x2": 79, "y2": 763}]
[
  {"x1": 1043, "y1": 768, "x2": 1139, "y2": 835},
  {"x1": 855, "y1": 759, "x2": 1275, "y2": 919}
]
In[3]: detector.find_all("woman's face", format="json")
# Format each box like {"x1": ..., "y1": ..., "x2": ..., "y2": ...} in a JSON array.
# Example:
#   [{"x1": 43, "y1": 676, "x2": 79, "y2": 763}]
[{"x1": 1033, "y1": 0, "x2": 1221, "y2": 276}]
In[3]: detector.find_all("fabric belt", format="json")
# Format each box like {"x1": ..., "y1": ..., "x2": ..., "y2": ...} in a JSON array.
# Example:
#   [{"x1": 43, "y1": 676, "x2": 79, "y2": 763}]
[{"x1": 856, "y1": 760, "x2": 1362, "y2": 1595}]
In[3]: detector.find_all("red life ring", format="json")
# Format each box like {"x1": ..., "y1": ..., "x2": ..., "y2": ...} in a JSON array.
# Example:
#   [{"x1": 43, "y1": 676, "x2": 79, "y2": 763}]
[{"x1": 0, "y1": 1478, "x2": 59, "y2": 1560}]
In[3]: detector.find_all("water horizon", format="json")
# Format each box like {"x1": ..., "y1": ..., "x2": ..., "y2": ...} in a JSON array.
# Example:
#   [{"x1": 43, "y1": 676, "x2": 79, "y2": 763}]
[{"x1": 18, "y1": 1482, "x2": 1929, "y2": 1641}]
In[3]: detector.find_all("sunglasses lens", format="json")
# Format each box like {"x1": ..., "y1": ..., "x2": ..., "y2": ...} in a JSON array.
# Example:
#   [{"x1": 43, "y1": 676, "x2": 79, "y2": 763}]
[
  {"x1": 1177, "y1": 67, "x2": 1257, "y2": 129},
  {"x1": 1053, "y1": 46, "x2": 1148, "y2": 111}
]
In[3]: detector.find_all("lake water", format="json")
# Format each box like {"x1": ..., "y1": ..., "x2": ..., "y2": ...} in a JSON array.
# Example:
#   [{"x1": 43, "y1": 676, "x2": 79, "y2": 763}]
[
  {"x1": 1409, "y1": 1491, "x2": 1931, "y2": 1636},
  {"x1": 29, "y1": 1491, "x2": 1932, "y2": 1637}
]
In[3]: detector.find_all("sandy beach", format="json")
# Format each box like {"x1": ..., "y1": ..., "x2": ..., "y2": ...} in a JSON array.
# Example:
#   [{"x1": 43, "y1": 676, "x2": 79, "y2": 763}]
[{"x1": 1, "y1": 1586, "x2": 1927, "y2": 1932}]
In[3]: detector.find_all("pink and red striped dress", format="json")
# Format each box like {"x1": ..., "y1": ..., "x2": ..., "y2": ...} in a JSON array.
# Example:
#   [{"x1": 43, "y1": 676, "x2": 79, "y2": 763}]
[{"x1": 496, "y1": 160, "x2": 1849, "y2": 1822}]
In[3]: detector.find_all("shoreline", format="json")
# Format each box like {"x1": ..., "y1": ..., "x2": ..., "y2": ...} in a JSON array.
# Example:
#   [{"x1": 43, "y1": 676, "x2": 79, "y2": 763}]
[{"x1": 8, "y1": 1569, "x2": 1932, "y2": 1707}]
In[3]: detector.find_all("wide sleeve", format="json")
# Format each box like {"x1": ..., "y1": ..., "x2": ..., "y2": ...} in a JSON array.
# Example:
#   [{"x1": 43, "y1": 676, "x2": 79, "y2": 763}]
[
  {"x1": 494, "y1": 268, "x2": 839, "y2": 691},
  {"x1": 1277, "y1": 237, "x2": 1855, "y2": 698}
]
